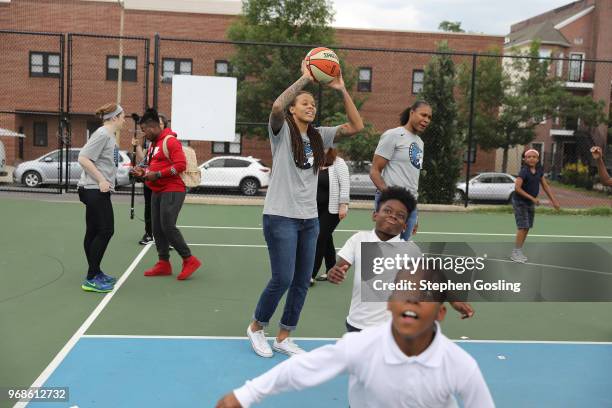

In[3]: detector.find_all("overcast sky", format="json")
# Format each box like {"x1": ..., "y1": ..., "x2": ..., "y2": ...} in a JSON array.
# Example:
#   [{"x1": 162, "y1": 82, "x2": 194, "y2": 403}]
[{"x1": 330, "y1": 0, "x2": 572, "y2": 35}]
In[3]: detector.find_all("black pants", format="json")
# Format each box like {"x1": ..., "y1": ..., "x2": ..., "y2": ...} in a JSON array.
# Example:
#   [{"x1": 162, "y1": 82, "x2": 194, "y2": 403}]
[
  {"x1": 78, "y1": 188, "x2": 114, "y2": 280},
  {"x1": 312, "y1": 206, "x2": 340, "y2": 279},
  {"x1": 143, "y1": 184, "x2": 152, "y2": 236},
  {"x1": 151, "y1": 191, "x2": 191, "y2": 260}
]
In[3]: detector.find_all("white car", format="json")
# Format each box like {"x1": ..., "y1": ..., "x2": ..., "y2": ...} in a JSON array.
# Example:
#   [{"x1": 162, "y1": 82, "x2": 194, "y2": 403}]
[
  {"x1": 13, "y1": 148, "x2": 132, "y2": 188},
  {"x1": 198, "y1": 156, "x2": 270, "y2": 196},
  {"x1": 455, "y1": 172, "x2": 516, "y2": 203},
  {"x1": 347, "y1": 161, "x2": 377, "y2": 197}
]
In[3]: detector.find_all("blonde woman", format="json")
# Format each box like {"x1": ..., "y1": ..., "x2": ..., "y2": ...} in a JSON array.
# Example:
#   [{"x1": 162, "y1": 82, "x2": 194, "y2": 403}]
[
  {"x1": 311, "y1": 147, "x2": 350, "y2": 284},
  {"x1": 78, "y1": 103, "x2": 125, "y2": 293}
]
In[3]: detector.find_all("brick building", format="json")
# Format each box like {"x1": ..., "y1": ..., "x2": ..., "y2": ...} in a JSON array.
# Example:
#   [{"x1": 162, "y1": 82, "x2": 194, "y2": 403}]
[
  {"x1": 503, "y1": 0, "x2": 612, "y2": 176},
  {"x1": 0, "y1": 0, "x2": 503, "y2": 176}
]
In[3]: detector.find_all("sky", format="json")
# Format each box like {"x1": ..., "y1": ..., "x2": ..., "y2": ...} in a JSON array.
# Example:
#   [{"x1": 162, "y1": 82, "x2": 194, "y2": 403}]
[{"x1": 329, "y1": 0, "x2": 574, "y2": 35}]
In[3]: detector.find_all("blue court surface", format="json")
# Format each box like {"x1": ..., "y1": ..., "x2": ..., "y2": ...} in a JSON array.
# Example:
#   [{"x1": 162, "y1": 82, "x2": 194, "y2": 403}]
[{"x1": 30, "y1": 337, "x2": 612, "y2": 408}]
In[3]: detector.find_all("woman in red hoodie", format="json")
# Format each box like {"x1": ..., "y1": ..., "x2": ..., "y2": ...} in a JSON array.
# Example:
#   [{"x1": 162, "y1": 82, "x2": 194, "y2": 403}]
[{"x1": 131, "y1": 108, "x2": 201, "y2": 280}]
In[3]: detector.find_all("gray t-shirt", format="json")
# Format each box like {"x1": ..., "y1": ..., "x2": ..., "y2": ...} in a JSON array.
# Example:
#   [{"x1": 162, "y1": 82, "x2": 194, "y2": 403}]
[
  {"x1": 263, "y1": 121, "x2": 338, "y2": 219},
  {"x1": 77, "y1": 126, "x2": 118, "y2": 191},
  {"x1": 374, "y1": 126, "x2": 424, "y2": 198}
]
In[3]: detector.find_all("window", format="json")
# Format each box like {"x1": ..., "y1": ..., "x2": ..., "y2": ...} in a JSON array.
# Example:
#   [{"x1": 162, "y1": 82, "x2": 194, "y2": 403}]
[
  {"x1": 463, "y1": 145, "x2": 476, "y2": 163},
  {"x1": 33, "y1": 122, "x2": 48, "y2": 147},
  {"x1": 215, "y1": 60, "x2": 230, "y2": 76},
  {"x1": 69, "y1": 150, "x2": 80, "y2": 162},
  {"x1": 477, "y1": 175, "x2": 494, "y2": 183},
  {"x1": 556, "y1": 53, "x2": 564, "y2": 77},
  {"x1": 207, "y1": 158, "x2": 226, "y2": 168},
  {"x1": 568, "y1": 53, "x2": 584, "y2": 82},
  {"x1": 357, "y1": 67, "x2": 372, "y2": 92},
  {"x1": 18, "y1": 126, "x2": 24, "y2": 159},
  {"x1": 493, "y1": 175, "x2": 514, "y2": 184},
  {"x1": 212, "y1": 134, "x2": 241, "y2": 155},
  {"x1": 29, "y1": 52, "x2": 60, "y2": 77},
  {"x1": 106, "y1": 55, "x2": 137, "y2": 82},
  {"x1": 224, "y1": 159, "x2": 250, "y2": 168},
  {"x1": 42, "y1": 151, "x2": 60, "y2": 162},
  {"x1": 412, "y1": 70, "x2": 424, "y2": 94},
  {"x1": 162, "y1": 58, "x2": 192, "y2": 82}
]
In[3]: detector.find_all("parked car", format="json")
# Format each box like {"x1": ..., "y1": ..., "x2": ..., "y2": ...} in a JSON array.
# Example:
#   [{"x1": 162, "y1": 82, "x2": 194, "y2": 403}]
[
  {"x1": 13, "y1": 148, "x2": 131, "y2": 188},
  {"x1": 455, "y1": 172, "x2": 516, "y2": 203},
  {"x1": 198, "y1": 156, "x2": 270, "y2": 196},
  {"x1": 347, "y1": 161, "x2": 377, "y2": 197}
]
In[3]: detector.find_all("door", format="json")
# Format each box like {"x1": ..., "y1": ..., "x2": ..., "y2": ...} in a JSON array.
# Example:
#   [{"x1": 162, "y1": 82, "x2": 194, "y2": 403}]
[
  {"x1": 491, "y1": 175, "x2": 515, "y2": 200},
  {"x1": 468, "y1": 175, "x2": 492, "y2": 200},
  {"x1": 224, "y1": 158, "x2": 252, "y2": 186},
  {"x1": 39, "y1": 150, "x2": 61, "y2": 183},
  {"x1": 68, "y1": 149, "x2": 82, "y2": 184}
]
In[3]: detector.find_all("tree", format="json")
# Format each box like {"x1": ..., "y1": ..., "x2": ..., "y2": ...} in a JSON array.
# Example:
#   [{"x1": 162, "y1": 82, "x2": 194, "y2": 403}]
[
  {"x1": 418, "y1": 41, "x2": 463, "y2": 204},
  {"x1": 226, "y1": 0, "x2": 357, "y2": 136},
  {"x1": 457, "y1": 42, "x2": 608, "y2": 172},
  {"x1": 438, "y1": 21, "x2": 464, "y2": 33}
]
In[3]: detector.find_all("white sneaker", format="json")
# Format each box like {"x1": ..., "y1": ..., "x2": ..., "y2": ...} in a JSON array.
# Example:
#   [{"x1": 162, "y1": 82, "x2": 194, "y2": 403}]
[
  {"x1": 511, "y1": 249, "x2": 527, "y2": 263},
  {"x1": 247, "y1": 324, "x2": 273, "y2": 358},
  {"x1": 272, "y1": 338, "x2": 305, "y2": 356}
]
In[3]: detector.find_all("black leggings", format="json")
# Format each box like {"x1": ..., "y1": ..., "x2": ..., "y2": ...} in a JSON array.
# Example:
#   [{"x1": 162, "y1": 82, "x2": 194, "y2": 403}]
[
  {"x1": 79, "y1": 188, "x2": 114, "y2": 280},
  {"x1": 312, "y1": 206, "x2": 340, "y2": 279}
]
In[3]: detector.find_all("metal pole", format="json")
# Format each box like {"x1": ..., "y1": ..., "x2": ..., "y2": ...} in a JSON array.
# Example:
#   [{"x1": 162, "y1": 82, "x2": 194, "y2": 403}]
[
  {"x1": 144, "y1": 38, "x2": 150, "y2": 109},
  {"x1": 464, "y1": 54, "x2": 477, "y2": 208},
  {"x1": 152, "y1": 33, "x2": 160, "y2": 110},
  {"x1": 58, "y1": 35, "x2": 65, "y2": 194},
  {"x1": 115, "y1": 0, "x2": 125, "y2": 147}
]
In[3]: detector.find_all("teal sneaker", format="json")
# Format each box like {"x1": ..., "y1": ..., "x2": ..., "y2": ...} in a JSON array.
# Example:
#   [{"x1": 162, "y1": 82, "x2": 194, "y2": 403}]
[
  {"x1": 82, "y1": 275, "x2": 114, "y2": 293},
  {"x1": 97, "y1": 272, "x2": 117, "y2": 285}
]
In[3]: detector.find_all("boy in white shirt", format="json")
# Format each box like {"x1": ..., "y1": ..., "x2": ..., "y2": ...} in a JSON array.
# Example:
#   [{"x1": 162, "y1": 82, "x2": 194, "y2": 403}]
[
  {"x1": 215, "y1": 267, "x2": 495, "y2": 408},
  {"x1": 328, "y1": 186, "x2": 474, "y2": 331}
]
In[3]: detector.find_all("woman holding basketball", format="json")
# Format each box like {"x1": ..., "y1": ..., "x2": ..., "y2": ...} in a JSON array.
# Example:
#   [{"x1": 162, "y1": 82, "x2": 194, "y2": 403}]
[{"x1": 247, "y1": 56, "x2": 363, "y2": 357}]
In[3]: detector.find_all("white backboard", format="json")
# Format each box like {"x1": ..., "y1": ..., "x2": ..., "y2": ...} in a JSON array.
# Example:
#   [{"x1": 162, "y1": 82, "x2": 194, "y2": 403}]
[{"x1": 171, "y1": 75, "x2": 237, "y2": 141}]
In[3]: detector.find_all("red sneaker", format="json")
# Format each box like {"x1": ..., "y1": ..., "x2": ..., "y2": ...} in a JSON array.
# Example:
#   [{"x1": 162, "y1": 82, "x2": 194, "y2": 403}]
[
  {"x1": 177, "y1": 256, "x2": 201, "y2": 280},
  {"x1": 144, "y1": 260, "x2": 172, "y2": 276}
]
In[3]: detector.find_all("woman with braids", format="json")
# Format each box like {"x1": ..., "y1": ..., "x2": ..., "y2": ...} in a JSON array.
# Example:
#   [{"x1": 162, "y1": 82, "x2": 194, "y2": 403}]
[
  {"x1": 78, "y1": 103, "x2": 125, "y2": 293},
  {"x1": 247, "y1": 60, "x2": 364, "y2": 358}
]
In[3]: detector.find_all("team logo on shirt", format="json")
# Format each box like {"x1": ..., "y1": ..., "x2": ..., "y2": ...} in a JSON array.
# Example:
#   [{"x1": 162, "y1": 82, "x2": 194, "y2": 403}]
[
  {"x1": 409, "y1": 143, "x2": 423, "y2": 169},
  {"x1": 303, "y1": 140, "x2": 314, "y2": 169}
]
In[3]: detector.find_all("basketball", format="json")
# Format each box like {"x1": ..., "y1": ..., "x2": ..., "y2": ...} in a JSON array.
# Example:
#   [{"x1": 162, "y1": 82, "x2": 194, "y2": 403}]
[{"x1": 305, "y1": 47, "x2": 341, "y2": 84}]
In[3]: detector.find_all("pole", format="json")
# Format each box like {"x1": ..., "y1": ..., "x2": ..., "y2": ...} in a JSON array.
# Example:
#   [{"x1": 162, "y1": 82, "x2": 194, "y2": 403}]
[
  {"x1": 464, "y1": 54, "x2": 477, "y2": 208},
  {"x1": 152, "y1": 33, "x2": 160, "y2": 110},
  {"x1": 115, "y1": 0, "x2": 124, "y2": 146}
]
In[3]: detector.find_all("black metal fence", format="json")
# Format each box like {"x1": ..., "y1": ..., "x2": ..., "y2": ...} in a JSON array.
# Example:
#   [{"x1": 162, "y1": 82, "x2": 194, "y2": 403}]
[{"x1": 1, "y1": 30, "x2": 611, "y2": 209}]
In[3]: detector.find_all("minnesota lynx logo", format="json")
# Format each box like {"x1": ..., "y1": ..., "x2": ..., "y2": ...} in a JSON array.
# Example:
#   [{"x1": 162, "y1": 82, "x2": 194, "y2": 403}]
[{"x1": 409, "y1": 142, "x2": 423, "y2": 170}]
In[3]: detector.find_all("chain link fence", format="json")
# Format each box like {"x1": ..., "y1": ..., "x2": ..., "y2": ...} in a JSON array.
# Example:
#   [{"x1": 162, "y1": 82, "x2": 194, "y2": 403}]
[{"x1": 1, "y1": 30, "x2": 610, "y2": 209}]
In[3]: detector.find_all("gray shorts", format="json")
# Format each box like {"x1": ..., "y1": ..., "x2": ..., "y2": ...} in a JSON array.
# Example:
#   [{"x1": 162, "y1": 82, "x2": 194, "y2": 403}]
[{"x1": 512, "y1": 198, "x2": 535, "y2": 229}]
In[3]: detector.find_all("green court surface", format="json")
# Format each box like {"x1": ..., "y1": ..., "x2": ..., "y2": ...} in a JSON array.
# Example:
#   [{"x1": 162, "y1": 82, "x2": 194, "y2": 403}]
[{"x1": 1, "y1": 196, "x2": 611, "y2": 406}]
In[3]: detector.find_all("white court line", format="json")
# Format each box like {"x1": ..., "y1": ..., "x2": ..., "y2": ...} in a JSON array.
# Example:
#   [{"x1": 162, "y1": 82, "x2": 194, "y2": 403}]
[
  {"x1": 81, "y1": 334, "x2": 612, "y2": 345},
  {"x1": 178, "y1": 225, "x2": 612, "y2": 240},
  {"x1": 14, "y1": 244, "x2": 153, "y2": 408}
]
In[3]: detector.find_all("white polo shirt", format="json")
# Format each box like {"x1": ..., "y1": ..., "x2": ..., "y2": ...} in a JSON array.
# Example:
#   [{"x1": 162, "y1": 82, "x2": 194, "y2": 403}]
[
  {"x1": 233, "y1": 321, "x2": 495, "y2": 408},
  {"x1": 338, "y1": 229, "x2": 422, "y2": 330}
]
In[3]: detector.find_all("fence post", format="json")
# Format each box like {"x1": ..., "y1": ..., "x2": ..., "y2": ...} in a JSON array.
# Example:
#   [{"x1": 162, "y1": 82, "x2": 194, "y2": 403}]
[
  {"x1": 153, "y1": 33, "x2": 160, "y2": 110},
  {"x1": 65, "y1": 33, "x2": 73, "y2": 193},
  {"x1": 144, "y1": 38, "x2": 150, "y2": 110},
  {"x1": 464, "y1": 53, "x2": 477, "y2": 207}
]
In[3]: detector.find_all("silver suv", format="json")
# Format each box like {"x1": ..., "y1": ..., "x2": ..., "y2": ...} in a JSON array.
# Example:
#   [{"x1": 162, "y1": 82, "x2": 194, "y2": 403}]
[{"x1": 13, "y1": 148, "x2": 131, "y2": 188}]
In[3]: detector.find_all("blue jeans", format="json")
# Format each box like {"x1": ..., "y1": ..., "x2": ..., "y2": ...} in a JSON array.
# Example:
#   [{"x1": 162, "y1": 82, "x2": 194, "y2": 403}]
[
  {"x1": 254, "y1": 215, "x2": 320, "y2": 331},
  {"x1": 374, "y1": 190, "x2": 418, "y2": 241}
]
